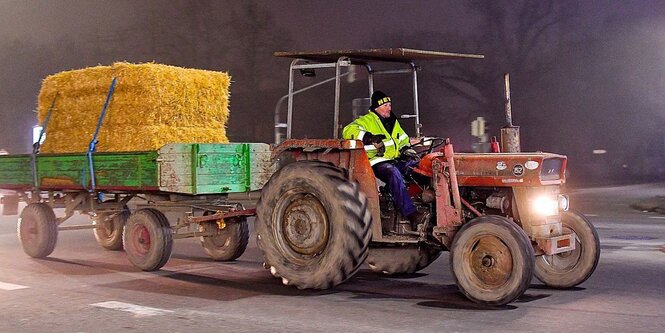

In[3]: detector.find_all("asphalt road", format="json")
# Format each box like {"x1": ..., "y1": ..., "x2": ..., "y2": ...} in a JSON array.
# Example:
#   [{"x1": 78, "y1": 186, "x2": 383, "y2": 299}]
[{"x1": 1, "y1": 183, "x2": 664, "y2": 333}]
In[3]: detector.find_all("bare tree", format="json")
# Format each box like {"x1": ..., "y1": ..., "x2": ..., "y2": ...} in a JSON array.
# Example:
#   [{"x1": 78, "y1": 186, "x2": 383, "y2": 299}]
[{"x1": 434, "y1": 0, "x2": 579, "y2": 115}]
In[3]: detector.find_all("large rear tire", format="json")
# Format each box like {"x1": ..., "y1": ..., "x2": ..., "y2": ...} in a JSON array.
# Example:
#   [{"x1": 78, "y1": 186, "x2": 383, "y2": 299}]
[
  {"x1": 367, "y1": 245, "x2": 441, "y2": 275},
  {"x1": 123, "y1": 208, "x2": 173, "y2": 271},
  {"x1": 255, "y1": 160, "x2": 372, "y2": 289},
  {"x1": 93, "y1": 206, "x2": 130, "y2": 251},
  {"x1": 17, "y1": 203, "x2": 58, "y2": 258},
  {"x1": 534, "y1": 210, "x2": 600, "y2": 288},
  {"x1": 450, "y1": 215, "x2": 535, "y2": 305},
  {"x1": 199, "y1": 216, "x2": 249, "y2": 261}
]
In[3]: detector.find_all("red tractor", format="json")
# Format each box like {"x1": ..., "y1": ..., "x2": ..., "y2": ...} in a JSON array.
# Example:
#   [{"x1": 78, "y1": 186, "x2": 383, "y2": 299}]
[{"x1": 257, "y1": 49, "x2": 600, "y2": 305}]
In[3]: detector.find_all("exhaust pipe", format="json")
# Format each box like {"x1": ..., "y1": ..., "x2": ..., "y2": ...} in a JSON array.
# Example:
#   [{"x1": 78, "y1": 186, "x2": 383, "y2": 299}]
[{"x1": 500, "y1": 73, "x2": 521, "y2": 153}]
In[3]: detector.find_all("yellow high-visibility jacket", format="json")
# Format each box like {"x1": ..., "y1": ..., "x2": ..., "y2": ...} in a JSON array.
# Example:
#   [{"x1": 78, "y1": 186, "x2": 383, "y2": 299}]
[{"x1": 342, "y1": 111, "x2": 409, "y2": 166}]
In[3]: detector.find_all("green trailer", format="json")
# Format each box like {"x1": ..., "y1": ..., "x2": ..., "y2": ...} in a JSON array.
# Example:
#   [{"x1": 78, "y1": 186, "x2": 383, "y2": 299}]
[{"x1": 0, "y1": 142, "x2": 272, "y2": 270}]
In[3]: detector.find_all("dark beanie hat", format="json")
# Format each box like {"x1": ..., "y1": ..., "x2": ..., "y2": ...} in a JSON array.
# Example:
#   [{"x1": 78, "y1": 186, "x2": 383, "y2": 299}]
[{"x1": 370, "y1": 90, "x2": 391, "y2": 110}]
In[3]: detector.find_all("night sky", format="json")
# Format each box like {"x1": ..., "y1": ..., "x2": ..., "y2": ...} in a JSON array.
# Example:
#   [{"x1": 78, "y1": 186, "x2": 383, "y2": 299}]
[{"x1": 0, "y1": 0, "x2": 664, "y2": 184}]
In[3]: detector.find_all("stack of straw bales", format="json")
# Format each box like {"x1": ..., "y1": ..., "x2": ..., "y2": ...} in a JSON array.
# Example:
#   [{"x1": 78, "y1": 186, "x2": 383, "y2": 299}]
[{"x1": 37, "y1": 62, "x2": 230, "y2": 153}]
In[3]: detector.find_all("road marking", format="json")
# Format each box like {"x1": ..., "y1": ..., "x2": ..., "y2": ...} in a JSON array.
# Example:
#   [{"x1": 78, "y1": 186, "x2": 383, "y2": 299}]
[
  {"x1": 584, "y1": 214, "x2": 599, "y2": 217},
  {"x1": 621, "y1": 246, "x2": 662, "y2": 251},
  {"x1": 0, "y1": 281, "x2": 29, "y2": 291},
  {"x1": 91, "y1": 301, "x2": 174, "y2": 317},
  {"x1": 647, "y1": 216, "x2": 665, "y2": 219}
]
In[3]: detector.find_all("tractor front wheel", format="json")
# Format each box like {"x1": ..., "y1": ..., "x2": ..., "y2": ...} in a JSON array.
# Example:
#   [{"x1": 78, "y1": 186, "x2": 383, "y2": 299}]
[
  {"x1": 534, "y1": 210, "x2": 600, "y2": 288},
  {"x1": 450, "y1": 215, "x2": 535, "y2": 305}
]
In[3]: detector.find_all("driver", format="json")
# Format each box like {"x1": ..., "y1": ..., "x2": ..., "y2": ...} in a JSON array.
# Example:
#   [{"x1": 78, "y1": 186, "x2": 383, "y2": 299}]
[{"x1": 342, "y1": 91, "x2": 423, "y2": 226}]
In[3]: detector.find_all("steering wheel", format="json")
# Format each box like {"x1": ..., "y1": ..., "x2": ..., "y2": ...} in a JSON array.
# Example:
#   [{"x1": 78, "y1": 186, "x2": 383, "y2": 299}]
[{"x1": 408, "y1": 137, "x2": 447, "y2": 157}]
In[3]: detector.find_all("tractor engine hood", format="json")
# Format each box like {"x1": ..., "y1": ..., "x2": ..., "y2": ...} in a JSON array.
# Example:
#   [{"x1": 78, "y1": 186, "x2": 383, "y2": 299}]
[{"x1": 415, "y1": 152, "x2": 567, "y2": 187}]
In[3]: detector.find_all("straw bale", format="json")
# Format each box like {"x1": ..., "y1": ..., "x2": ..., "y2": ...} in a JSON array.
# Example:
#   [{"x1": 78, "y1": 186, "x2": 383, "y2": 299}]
[
  {"x1": 41, "y1": 126, "x2": 228, "y2": 153},
  {"x1": 37, "y1": 62, "x2": 230, "y2": 153}
]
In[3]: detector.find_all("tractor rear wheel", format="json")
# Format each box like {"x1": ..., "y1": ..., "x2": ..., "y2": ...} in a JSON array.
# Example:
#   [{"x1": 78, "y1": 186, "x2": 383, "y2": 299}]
[
  {"x1": 255, "y1": 160, "x2": 372, "y2": 289},
  {"x1": 367, "y1": 245, "x2": 441, "y2": 275},
  {"x1": 199, "y1": 216, "x2": 249, "y2": 261},
  {"x1": 17, "y1": 203, "x2": 58, "y2": 258},
  {"x1": 450, "y1": 215, "x2": 534, "y2": 305},
  {"x1": 123, "y1": 208, "x2": 173, "y2": 271},
  {"x1": 534, "y1": 210, "x2": 600, "y2": 288},
  {"x1": 93, "y1": 206, "x2": 130, "y2": 251}
]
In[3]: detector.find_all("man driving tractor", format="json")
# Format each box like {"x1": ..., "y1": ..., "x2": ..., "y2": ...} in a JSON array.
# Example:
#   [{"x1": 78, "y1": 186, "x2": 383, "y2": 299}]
[{"x1": 342, "y1": 90, "x2": 423, "y2": 226}]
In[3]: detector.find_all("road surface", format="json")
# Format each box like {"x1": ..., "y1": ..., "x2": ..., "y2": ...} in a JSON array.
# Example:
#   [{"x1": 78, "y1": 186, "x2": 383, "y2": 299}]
[{"x1": 0, "y1": 183, "x2": 664, "y2": 332}]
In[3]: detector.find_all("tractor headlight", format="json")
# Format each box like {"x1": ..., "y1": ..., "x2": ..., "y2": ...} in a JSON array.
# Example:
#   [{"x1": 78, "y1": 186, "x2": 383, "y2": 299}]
[
  {"x1": 532, "y1": 196, "x2": 559, "y2": 216},
  {"x1": 532, "y1": 194, "x2": 569, "y2": 216}
]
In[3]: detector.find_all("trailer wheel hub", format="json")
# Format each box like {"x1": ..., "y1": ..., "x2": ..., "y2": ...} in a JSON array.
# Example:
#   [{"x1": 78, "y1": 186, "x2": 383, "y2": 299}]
[
  {"x1": 128, "y1": 224, "x2": 151, "y2": 255},
  {"x1": 21, "y1": 218, "x2": 37, "y2": 242}
]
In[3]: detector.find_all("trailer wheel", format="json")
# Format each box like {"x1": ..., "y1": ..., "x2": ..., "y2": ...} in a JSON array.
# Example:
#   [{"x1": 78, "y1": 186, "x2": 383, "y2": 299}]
[
  {"x1": 367, "y1": 245, "x2": 441, "y2": 275},
  {"x1": 17, "y1": 203, "x2": 58, "y2": 258},
  {"x1": 534, "y1": 210, "x2": 600, "y2": 288},
  {"x1": 199, "y1": 216, "x2": 249, "y2": 261},
  {"x1": 450, "y1": 215, "x2": 535, "y2": 305},
  {"x1": 93, "y1": 206, "x2": 130, "y2": 251},
  {"x1": 256, "y1": 160, "x2": 372, "y2": 289},
  {"x1": 123, "y1": 208, "x2": 172, "y2": 271}
]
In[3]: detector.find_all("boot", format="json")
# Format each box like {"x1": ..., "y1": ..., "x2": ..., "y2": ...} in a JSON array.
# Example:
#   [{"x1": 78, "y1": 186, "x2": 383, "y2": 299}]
[{"x1": 397, "y1": 211, "x2": 421, "y2": 233}]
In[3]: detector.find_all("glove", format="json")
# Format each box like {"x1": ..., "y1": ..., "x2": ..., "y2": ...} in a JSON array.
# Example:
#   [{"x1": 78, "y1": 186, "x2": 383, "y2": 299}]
[
  {"x1": 362, "y1": 133, "x2": 386, "y2": 145},
  {"x1": 371, "y1": 134, "x2": 386, "y2": 157},
  {"x1": 371, "y1": 134, "x2": 386, "y2": 145},
  {"x1": 400, "y1": 147, "x2": 418, "y2": 160}
]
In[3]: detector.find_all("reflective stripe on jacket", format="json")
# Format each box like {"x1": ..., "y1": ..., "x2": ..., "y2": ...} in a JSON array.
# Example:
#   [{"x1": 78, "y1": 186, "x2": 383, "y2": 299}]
[{"x1": 342, "y1": 111, "x2": 410, "y2": 166}]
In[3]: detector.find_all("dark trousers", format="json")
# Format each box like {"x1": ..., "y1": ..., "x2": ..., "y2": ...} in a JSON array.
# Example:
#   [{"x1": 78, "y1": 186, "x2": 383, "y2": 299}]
[{"x1": 372, "y1": 160, "x2": 418, "y2": 217}]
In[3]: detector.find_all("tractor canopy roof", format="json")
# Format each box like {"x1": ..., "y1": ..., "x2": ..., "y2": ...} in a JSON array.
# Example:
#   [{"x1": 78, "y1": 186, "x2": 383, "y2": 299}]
[{"x1": 274, "y1": 48, "x2": 484, "y2": 64}]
